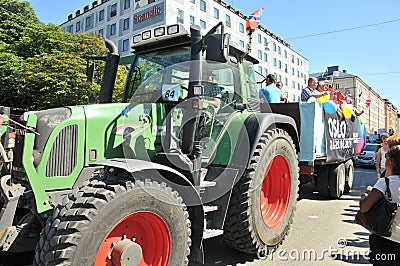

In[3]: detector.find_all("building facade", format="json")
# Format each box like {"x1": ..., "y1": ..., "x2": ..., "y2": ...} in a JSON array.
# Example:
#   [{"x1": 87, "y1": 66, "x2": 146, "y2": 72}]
[
  {"x1": 311, "y1": 66, "x2": 398, "y2": 135},
  {"x1": 61, "y1": 0, "x2": 309, "y2": 102}
]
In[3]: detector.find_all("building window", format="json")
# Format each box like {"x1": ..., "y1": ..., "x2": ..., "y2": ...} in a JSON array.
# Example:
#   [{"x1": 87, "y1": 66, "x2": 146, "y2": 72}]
[
  {"x1": 298, "y1": 83, "x2": 301, "y2": 91},
  {"x1": 177, "y1": 9, "x2": 184, "y2": 23},
  {"x1": 123, "y1": 18, "x2": 130, "y2": 30},
  {"x1": 226, "y1": 15, "x2": 231, "y2": 27},
  {"x1": 98, "y1": 28, "x2": 104, "y2": 36},
  {"x1": 264, "y1": 68, "x2": 268, "y2": 76},
  {"x1": 263, "y1": 53, "x2": 267, "y2": 62},
  {"x1": 200, "y1": 20, "x2": 206, "y2": 29},
  {"x1": 285, "y1": 77, "x2": 288, "y2": 86},
  {"x1": 200, "y1": 0, "x2": 206, "y2": 12},
  {"x1": 124, "y1": 0, "x2": 130, "y2": 9},
  {"x1": 110, "y1": 23, "x2": 116, "y2": 35},
  {"x1": 190, "y1": 0, "x2": 195, "y2": 3},
  {"x1": 278, "y1": 60, "x2": 281, "y2": 69},
  {"x1": 292, "y1": 67, "x2": 295, "y2": 75},
  {"x1": 297, "y1": 70, "x2": 300, "y2": 77},
  {"x1": 213, "y1": 7, "x2": 219, "y2": 19},
  {"x1": 284, "y1": 50, "x2": 287, "y2": 58},
  {"x1": 122, "y1": 39, "x2": 130, "y2": 51},
  {"x1": 273, "y1": 43, "x2": 276, "y2": 52},
  {"x1": 279, "y1": 75, "x2": 282, "y2": 81},
  {"x1": 99, "y1": 10, "x2": 105, "y2": 21},
  {"x1": 258, "y1": 66, "x2": 262, "y2": 74},
  {"x1": 297, "y1": 58, "x2": 300, "y2": 65},
  {"x1": 278, "y1": 46, "x2": 281, "y2": 55},
  {"x1": 190, "y1": 15, "x2": 195, "y2": 24},
  {"x1": 111, "y1": 4, "x2": 117, "y2": 17},
  {"x1": 292, "y1": 81, "x2": 295, "y2": 89},
  {"x1": 291, "y1": 54, "x2": 295, "y2": 63},
  {"x1": 239, "y1": 22, "x2": 244, "y2": 33},
  {"x1": 239, "y1": 40, "x2": 244, "y2": 48},
  {"x1": 76, "y1": 21, "x2": 81, "y2": 32},
  {"x1": 273, "y1": 58, "x2": 277, "y2": 66},
  {"x1": 258, "y1": 34, "x2": 261, "y2": 43},
  {"x1": 85, "y1": 17, "x2": 91, "y2": 27},
  {"x1": 68, "y1": 25, "x2": 73, "y2": 33},
  {"x1": 258, "y1": 50, "x2": 262, "y2": 59},
  {"x1": 264, "y1": 37, "x2": 267, "y2": 46}
]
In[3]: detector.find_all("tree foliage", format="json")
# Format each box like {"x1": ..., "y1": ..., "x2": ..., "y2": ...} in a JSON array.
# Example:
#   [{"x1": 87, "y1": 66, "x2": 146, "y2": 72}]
[{"x1": 0, "y1": 0, "x2": 126, "y2": 110}]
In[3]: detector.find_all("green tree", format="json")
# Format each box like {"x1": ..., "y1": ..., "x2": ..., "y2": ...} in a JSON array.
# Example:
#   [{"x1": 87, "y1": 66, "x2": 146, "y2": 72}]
[
  {"x1": 0, "y1": 0, "x2": 40, "y2": 45},
  {"x1": 0, "y1": 0, "x2": 126, "y2": 110}
]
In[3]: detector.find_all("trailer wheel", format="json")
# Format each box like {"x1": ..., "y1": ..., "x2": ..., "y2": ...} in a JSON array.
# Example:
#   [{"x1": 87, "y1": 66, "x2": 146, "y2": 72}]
[
  {"x1": 34, "y1": 177, "x2": 191, "y2": 266},
  {"x1": 223, "y1": 129, "x2": 299, "y2": 253},
  {"x1": 328, "y1": 163, "x2": 346, "y2": 199},
  {"x1": 344, "y1": 159, "x2": 354, "y2": 194},
  {"x1": 315, "y1": 165, "x2": 330, "y2": 198}
]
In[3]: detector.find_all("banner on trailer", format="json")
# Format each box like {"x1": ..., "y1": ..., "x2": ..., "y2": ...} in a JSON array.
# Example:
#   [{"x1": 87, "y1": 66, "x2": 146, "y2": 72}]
[{"x1": 325, "y1": 111, "x2": 366, "y2": 164}]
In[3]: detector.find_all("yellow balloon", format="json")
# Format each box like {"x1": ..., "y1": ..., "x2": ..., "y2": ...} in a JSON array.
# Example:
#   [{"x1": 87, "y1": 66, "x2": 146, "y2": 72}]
[
  {"x1": 317, "y1": 94, "x2": 330, "y2": 104},
  {"x1": 342, "y1": 106, "x2": 352, "y2": 118}
]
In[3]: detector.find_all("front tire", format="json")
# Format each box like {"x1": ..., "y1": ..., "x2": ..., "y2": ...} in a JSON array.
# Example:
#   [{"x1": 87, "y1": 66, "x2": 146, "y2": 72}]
[
  {"x1": 34, "y1": 177, "x2": 191, "y2": 266},
  {"x1": 223, "y1": 129, "x2": 299, "y2": 253}
]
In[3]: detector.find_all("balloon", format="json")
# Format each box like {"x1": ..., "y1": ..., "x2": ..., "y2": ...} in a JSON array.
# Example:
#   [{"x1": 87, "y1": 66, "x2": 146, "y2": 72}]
[
  {"x1": 342, "y1": 106, "x2": 353, "y2": 118},
  {"x1": 317, "y1": 94, "x2": 330, "y2": 104},
  {"x1": 323, "y1": 101, "x2": 337, "y2": 114}
]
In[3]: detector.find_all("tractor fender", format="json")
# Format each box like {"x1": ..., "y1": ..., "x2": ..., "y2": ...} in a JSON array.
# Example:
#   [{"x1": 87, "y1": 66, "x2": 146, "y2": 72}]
[
  {"x1": 229, "y1": 113, "x2": 299, "y2": 174},
  {"x1": 91, "y1": 158, "x2": 205, "y2": 262}
]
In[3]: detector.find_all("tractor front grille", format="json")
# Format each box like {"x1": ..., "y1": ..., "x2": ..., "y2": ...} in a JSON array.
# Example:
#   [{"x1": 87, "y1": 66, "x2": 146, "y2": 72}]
[{"x1": 46, "y1": 125, "x2": 78, "y2": 177}]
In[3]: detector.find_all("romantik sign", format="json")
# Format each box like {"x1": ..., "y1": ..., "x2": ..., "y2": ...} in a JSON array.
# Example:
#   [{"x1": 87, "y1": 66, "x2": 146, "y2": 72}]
[{"x1": 134, "y1": 6, "x2": 162, "y2": 24}]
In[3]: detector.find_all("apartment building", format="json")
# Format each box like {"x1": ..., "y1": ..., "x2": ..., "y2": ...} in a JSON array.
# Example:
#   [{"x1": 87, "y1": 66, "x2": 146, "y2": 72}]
[
  {"x1": 61, "y1": 0, "x2": 309, "y2": 102},
  {"x1": 311, "y1": 66, "x2": 398, "y2": 134}
]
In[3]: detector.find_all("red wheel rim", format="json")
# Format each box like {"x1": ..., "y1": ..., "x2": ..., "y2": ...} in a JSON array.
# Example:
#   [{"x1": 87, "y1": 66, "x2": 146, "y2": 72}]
[
  {"x1": 95, "y1": 211, "x2": 171, "y2": 266},
  {"x1": 260, "y1": 155, "x2": 291, "y2": 229}
]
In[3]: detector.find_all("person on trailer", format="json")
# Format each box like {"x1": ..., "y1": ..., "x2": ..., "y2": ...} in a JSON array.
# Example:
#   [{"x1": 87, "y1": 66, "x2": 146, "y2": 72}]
[{"x1": 259, "y1": 74, "x2": 280, "y2": 103}]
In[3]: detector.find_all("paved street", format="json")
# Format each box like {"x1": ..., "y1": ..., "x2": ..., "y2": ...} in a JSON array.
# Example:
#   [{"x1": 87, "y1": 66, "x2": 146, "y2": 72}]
[{"x1": 191, "y1": 165, "x2": 378, "y2": 266}]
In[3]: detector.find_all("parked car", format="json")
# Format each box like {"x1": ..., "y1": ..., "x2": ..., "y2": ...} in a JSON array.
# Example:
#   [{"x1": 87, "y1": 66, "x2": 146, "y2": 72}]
[{"x1": 354, "y1": 143, "x2": 380, "y2": 167}]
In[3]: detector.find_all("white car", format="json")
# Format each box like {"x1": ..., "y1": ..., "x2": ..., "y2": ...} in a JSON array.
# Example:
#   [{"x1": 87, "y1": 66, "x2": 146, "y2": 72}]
[{"x1": 354, "y1": 143, "x2": 380, "y2": 167}]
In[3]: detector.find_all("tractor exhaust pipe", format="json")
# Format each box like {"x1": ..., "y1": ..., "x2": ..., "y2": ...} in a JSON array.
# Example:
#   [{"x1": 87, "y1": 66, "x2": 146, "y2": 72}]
[{"x1": 98, "y1": 39, "x2": 120, "y2": 104}]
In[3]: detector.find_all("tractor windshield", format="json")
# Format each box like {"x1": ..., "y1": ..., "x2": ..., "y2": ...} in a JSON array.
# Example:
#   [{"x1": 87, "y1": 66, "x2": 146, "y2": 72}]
[
  {"x1": 125, "y1": 48, "x2": 241, "y2": 106},
  {"x1": 124, "y1": 47, "x2": 191, "y2": 101}
]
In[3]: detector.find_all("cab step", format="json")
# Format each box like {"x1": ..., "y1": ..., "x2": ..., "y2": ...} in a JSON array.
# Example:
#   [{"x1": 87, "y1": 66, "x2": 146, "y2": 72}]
[
  {"x1": 204, "y1": 205, "x2": 219, "y2": 213},
  {"x1": 203, "y1": 228, "x2": 224, "y2": 239}
]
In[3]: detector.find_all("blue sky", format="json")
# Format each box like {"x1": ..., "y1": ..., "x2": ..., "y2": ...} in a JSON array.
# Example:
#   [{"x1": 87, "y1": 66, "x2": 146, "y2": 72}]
[{"x1": 27, "y1": 0, "x2": 400, "y2": 109}]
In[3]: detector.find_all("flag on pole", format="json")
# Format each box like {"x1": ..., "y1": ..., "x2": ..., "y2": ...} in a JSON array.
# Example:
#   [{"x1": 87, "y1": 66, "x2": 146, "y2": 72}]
[
  {"x1": 246, "y1": 8, "x2": 264, "y2": 30},
  {"x1": 366, "y1": 99, "x2": 371, "y2": 108}
]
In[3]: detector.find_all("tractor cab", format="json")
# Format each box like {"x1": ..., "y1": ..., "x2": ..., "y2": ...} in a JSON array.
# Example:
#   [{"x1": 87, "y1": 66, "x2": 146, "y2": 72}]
[{"x1": 120, "y1": 23, "x2": 261, "y2": 180}]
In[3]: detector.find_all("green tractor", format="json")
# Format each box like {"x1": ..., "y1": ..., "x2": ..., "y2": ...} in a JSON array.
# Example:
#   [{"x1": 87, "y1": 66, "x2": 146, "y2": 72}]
[{"x1": 0, "y1": 22, "x2": 300, "y2": 265}]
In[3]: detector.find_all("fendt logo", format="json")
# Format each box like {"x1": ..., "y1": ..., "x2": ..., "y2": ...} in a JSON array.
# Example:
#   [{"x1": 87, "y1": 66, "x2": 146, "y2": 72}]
[{"x1": 134, "y1": 6, "x2": 162, "y2": 24}]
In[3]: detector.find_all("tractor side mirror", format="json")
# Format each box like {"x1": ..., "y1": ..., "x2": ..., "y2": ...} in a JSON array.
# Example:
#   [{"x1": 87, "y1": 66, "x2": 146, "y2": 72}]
[{"x1": 206, "y1": 33, "x2": 230, "y2": 63}]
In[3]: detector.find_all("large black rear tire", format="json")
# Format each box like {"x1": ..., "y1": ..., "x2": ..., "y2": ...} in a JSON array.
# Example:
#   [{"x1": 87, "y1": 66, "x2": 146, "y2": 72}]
[
  {"x1": 34, "y1": 176, "x2": 191, "y2": 266},
  {"x1": 222, "y1": 129, "x2": 299, "y2": 254}
]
